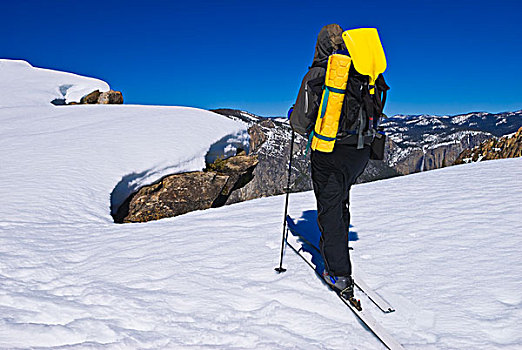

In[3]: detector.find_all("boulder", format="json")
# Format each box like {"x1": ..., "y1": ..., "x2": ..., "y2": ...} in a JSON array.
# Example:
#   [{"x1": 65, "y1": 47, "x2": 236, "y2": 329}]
[
  {"x1": 98, "y1": 90, "x2": 123, "y2": 104},
  {"x1": 80, "y1": 90, "x2": 101, "y2": 104},
  {"x1": 113, "y1": 155, "x2": 258, "y2": 223},
  {"x1": 76, "y1": 89, "x2": 123, "y2": 105}
]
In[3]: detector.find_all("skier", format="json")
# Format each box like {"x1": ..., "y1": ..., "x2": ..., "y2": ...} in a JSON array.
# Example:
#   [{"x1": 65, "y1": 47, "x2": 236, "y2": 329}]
[{"x1": 289, "y1": 24, "x2": 372, "y2": 298}]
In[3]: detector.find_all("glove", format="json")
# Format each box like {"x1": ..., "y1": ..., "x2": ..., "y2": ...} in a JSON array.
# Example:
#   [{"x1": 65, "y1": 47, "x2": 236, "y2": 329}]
[{"x1": 287, "y1": 106, "x2": 294, "y2": 119}]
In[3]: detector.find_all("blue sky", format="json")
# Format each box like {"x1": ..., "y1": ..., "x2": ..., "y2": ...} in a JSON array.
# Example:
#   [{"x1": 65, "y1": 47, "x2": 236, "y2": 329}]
[{"x1": 1, "y1": 0, "x2": 521, "y2": 117}]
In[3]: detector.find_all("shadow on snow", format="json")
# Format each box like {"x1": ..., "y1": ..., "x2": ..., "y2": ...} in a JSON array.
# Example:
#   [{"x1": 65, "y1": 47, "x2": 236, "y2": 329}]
[{"x1": 286, "y1": 210, "x2": 358, "y2": 274}]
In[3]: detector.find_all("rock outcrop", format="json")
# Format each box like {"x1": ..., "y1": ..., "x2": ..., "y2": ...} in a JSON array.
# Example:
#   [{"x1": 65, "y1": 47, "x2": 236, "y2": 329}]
[
  {"x1": 113, "y1": 155, "x2": 258, "y2": 223},
  {"x1": 75, "y1": 89, "x2": 123, "y2": 105},
  {"x1": 79, "y1": 90, "x2": 101, "y2": 104},
  {"x1": 211, "y1": 109, "x2": 400, "y2": 206},
  {"x1": 455, "y1": 127, "x2": 522, "y2": 164},
  {"x1": 98, "y1": 90, "x2": 124, "y2": 104}
]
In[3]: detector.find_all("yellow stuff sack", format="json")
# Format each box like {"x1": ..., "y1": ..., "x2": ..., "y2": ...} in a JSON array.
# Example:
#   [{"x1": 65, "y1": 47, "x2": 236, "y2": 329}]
[{"x1": 311, "y1": 54, "x2": 352, "y2": 153}]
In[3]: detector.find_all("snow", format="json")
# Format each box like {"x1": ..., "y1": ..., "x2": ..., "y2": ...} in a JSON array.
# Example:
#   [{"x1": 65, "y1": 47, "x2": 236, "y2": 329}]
[
  {"x1": 1, "y1": 60, "x2": 522, "y2": 349},
  {"x1": 451, "y1": 113, "x2": 476, "y2": 125},
  {"x1": 0, "y1": 104, "x2": 249, "y2": 225},
  {"x1": 496, "y1": 118, "x2": 507, "y2": 126},
  {"x1": 0, "y1": 59, "x2": 110, "y2": 107},
  {"x1": 414, "y1": 117, "x2": 444, "y2": 127}
]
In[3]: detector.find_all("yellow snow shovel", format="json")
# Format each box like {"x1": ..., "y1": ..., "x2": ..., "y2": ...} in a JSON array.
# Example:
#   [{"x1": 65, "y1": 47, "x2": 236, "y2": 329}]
[{"x1": 342, "y1": 28, "x2": 387, "y2": 94}]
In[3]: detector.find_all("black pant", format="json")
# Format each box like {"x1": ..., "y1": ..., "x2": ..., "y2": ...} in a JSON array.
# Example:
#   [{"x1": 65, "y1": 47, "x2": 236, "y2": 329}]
[{"x1": 311, "y1": 144, "x2": 370, "y2": 277}]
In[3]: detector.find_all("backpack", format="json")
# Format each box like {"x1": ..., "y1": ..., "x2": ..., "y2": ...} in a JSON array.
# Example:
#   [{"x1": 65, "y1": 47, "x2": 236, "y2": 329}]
[{"x1": 310, "y1": 28, "x2": 390, "y2": 156}]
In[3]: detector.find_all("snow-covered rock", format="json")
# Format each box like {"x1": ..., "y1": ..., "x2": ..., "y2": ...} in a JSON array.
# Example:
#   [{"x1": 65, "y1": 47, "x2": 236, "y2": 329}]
[
  {"x1": 0, "y1": 104, "x2": 249, "y2": 224},
  {"x1": 0, "y1": 59, "x2": 109, "y2": 107},
  {"x1": 114, "y1": 154, "x2": 259, "y2": 223}
]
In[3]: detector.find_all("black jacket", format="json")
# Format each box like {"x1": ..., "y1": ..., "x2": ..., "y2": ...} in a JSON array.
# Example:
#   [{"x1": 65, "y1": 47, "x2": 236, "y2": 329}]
[{"x1": 289, "y1": 24, "x2": 344, "y2": 136}]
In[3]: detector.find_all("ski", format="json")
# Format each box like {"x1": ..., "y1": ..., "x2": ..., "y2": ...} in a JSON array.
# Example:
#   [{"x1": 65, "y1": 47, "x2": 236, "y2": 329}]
[
  {"x1": 285, "y1": 216, "x2": 404, "y2": 350},
  {"x1": 353, "y1": 271, "x2": 395, "y2": 313},
  {"x1": 286, "y1": 216, "x2": 395, "y2": 313}
]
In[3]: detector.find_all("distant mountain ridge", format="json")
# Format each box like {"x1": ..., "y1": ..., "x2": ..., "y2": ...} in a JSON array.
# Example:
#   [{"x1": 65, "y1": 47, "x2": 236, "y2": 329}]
[
  {"x1": 212, "y1": 108, "x2": 522, "y2": 195},
  {"x1": 381, "y1": 110, "x2": 522, "y2": 173}
]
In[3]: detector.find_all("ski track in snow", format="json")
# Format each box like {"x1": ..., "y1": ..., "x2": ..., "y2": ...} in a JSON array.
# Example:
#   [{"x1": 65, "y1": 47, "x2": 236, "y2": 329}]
[{"x1": 1, "y1": 59, "x2": 522, "y2": 349}]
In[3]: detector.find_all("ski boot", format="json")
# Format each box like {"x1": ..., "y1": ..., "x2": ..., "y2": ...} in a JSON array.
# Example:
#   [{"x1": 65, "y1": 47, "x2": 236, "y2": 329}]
[{"x1": 322, "y1": 270, "x2": 354, "y2": 299}]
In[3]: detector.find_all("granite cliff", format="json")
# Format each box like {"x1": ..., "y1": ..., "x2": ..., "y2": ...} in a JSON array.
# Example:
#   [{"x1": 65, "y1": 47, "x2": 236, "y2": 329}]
[{"x1": 455, "y1": 127, "x2": 522, "y2": 164}]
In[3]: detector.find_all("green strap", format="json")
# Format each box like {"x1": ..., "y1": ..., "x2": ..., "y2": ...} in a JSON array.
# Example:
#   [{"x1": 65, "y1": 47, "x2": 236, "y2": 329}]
[
  {"x1": 305, "y1": 131, "x2": 337, "y2": 156},
  {"x1": 325, "y1": 85, "x2": 345, "y2": 94},
  {"x1": 313, "y1": 133, "x2": 336, "y2": 141},
  {"x1": 319, "y1": 88, "x2": 330, "y2": 119}
]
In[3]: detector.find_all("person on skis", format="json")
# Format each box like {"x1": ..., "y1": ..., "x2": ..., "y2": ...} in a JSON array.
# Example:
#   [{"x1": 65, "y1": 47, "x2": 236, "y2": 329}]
[{"x1": 289, "y1": 24, "x2": 374, "y2": 298}]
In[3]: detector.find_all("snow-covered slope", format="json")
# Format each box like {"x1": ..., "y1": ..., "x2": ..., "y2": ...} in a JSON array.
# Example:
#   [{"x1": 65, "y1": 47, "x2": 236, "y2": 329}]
[
  {"x1": 0, "y1": 59, "x2": 110, "y2": 107},
  {"x1": 1, "y1": 61, "x2": 521, "y2": 349}
]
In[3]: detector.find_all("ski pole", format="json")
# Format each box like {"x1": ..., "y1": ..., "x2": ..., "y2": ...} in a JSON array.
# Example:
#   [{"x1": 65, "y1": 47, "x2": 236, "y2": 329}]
[{"x1": 275, "y1": 128, "x2": 295, "y2": 273}]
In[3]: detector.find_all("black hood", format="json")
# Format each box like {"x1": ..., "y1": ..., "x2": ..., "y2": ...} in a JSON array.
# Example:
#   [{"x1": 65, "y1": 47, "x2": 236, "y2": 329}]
[{"x1": 312, "y1": 24, "x2": 345, "y2": 68}]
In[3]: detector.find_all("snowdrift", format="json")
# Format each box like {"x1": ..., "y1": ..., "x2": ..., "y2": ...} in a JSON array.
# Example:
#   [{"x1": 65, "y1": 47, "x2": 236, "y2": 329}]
[
  {"x1": 0, "y1": 59, "x2": 111, "y2": 107},
  {"x1": 0, "y1": 104, "x2": 249, "y2": 224},
  {"x1": 0, "y1": 59, "x2": 249, "y2": 224},
  {"x1": 1, "y1": 60, "x2": 521, "y2": 349}
]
